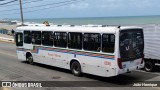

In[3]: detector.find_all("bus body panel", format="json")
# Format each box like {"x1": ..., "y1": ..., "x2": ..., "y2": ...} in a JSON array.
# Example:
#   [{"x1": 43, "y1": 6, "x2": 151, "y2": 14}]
[
  {"x1": 17, "y1": 50, "x2": 26, "y2": 61},
  {"x1": 23, "y1": 44, "x2": 33, "y2": 50},
  {"x1": 15, "y1": 26, "x2": 144, "y2": 77},
  {"x1": 118, "y1": 59, "x2": 144, "y2": 74}
]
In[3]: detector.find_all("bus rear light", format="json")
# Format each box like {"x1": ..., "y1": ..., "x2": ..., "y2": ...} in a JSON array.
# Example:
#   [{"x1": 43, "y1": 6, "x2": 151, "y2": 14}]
[
  {"x1": 141, "y1": 54, "x2": 144, "y2": 64},
  {"x1": 117, "y1": 58, "x2": 123, "y2": 69}
]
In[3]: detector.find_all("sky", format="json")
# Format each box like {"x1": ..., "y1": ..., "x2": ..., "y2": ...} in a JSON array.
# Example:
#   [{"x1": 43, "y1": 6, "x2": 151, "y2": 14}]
[{"x1": 0, "y1": 0, "x2": 160, "y2": 19}]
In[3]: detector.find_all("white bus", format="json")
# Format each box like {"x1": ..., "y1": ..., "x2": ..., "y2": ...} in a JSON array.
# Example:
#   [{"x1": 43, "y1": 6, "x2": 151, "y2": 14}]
[{"x1": 15, "y1": 25, "x2": 144, "y2": 77}]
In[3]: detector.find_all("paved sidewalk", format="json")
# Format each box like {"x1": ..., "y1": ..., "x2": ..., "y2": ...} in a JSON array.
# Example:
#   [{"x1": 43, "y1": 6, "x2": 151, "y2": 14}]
[
  {"x1": 0, "y1": 34, "x2": 13, "y2": 39},
  {"x1": 0, "y1": 34, "x2": 14, "y2": 43}
]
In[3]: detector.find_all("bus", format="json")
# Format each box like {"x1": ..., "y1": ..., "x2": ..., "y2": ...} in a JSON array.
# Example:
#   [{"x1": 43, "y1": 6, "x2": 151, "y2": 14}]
[{"x1": 15, "y1": 25, "x2": 144, "y2": 77}]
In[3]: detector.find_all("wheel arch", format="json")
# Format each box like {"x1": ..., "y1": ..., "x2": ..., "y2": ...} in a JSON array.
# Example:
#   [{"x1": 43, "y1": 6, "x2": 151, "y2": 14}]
[
  {"x1": 26, "y1": 52, "x2": 32, "y2": 59},
  {"x1": 70, "y1": 59, "x2": 81, "y2": 69}
]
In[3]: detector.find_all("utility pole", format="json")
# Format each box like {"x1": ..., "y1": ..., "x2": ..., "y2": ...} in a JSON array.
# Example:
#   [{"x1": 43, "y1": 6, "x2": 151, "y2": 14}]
[{"x1": 19, "y1": 0, "x2": 24, "y2": 25}]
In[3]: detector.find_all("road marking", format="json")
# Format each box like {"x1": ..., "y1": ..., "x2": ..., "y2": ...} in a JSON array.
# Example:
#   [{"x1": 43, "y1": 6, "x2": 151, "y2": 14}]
[
  {"x1": 136, "y1": 70, "x2": 160, "y2": 75},
  {"x1": 153, "y1": 87, "x2": 160, "y2": 90}
]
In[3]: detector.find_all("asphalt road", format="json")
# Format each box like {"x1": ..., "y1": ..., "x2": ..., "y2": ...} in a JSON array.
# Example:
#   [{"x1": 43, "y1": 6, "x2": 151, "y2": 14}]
[{"x1": 0, "y1": 42, "x2": 159, "y2": 90}]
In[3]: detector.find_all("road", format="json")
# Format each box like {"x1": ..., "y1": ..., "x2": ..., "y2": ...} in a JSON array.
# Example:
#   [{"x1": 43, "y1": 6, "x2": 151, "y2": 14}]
[{"x1": 0, "y1": 42, "x2": 159, "y2": 90}]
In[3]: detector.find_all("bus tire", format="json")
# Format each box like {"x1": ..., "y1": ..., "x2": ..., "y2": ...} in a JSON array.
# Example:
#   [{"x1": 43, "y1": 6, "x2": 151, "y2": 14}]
[
  {"x1": 144, "y1": 61, "x2": 154, "y2": 72},
  {"x1": 26, "y1": 54, "x2": 34, "y2": 65},
  {"x1": 71, "y1": 61, "x2": 82, "y2": 76}
]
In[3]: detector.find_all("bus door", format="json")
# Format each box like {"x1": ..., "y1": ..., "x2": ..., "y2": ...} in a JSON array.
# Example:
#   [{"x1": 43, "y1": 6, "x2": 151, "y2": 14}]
[
  {"x1": 15, "y1": 32, "x2": 25, "y2": 60},
  {"x1": 15, "y1": 32, "x2": 23, "y2": 47}
]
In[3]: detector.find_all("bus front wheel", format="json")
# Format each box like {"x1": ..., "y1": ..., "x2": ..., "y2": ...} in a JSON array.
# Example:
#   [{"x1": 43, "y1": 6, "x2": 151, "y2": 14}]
[
  {"x1": 71, "y1": 61, "x2": 82, "y2": 76},
  {"x1": 144, "y1": 61, "x2": 154, "y2": 72},
  {"x1": 26, "y1": 54, "x2": 34, "y2": 64}
]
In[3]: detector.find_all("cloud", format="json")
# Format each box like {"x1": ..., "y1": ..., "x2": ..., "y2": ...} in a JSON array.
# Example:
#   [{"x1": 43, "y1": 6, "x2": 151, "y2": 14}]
[
  {"x1": 1, "y1": 0, "x2": 160, "y2": 18},
  {"x1": 70, "y1": 2, "x2": 89, "y2": 9},
  {"x1": 129, "y1": 0, "x2": 152, "y2": 8},
  {"x1": 98, "y1": 0, "x2": 124, "y2": 9},
  {"x1": 94, "y1": 0, "x2": 159, "y2": 10}
]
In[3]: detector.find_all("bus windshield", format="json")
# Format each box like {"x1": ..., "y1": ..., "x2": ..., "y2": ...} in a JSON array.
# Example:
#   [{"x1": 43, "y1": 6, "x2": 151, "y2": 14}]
[{"x1": 119, "y1": 29, "x2": 144, "y2": 61}]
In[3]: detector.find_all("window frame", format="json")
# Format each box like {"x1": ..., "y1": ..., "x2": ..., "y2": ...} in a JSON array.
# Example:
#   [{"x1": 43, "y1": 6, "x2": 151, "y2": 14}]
[
  {"x1": 54, "y1": 32, "x2": 67, "y2": 48},
  {"x1": 24, "y1": 30, "x2": 31, "y2": 44},
  {"x1": 31, "y1": 31, "x2": 42, "y2": 45},
  {"x1": 15, "y1": 32, "x2": 23, "y2": 46},
  {"x1": 102, "y1": 34, "x2": 115, "y2": 53},
  {"x1": 68, "y1": 32, "x2": 82, "y2": 50},
  {"x1": 42, "y1": 31, "x2": 54, "y2": 46},
  {"x1": 83, "y1": 33, "x2": 101, "y2": 52}
]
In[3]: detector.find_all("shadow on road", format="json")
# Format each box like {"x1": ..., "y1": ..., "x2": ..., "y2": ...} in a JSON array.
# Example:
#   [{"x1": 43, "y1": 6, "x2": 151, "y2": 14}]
[{"x1": 21, "y1": 61, "x2": 159, "y2": 87}]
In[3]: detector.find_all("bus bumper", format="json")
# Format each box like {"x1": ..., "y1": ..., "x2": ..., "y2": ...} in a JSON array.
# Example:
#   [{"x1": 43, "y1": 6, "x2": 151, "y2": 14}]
[{"x1": 118, "y1": 64, "x2": 144, "y2": 75}]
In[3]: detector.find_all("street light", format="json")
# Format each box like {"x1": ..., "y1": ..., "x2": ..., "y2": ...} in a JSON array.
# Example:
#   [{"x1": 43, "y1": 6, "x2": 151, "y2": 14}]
[{"x1": 19, "y1": 0, "x2": 24, "y2": 25}]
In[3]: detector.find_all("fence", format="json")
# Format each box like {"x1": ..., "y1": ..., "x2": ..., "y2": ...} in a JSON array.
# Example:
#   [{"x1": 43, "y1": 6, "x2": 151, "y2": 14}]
[{"x1": 0, "y1": 29, "x2": 8, "y2": 34}]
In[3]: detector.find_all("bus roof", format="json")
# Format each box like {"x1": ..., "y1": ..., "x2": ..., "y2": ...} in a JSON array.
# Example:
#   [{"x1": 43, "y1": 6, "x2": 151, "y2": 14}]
[{"x1": 16, "y1": 25, "x2": 142, "y2": 33}]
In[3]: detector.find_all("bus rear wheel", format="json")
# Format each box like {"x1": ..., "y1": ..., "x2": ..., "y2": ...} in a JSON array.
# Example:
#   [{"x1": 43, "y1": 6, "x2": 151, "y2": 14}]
[
  {"x1": 26, "y1": 54, "x2": 34, "y2": 64},
  {"x1": 144, "y1": 61, "x2": 154, "y2": 72},
  {"x1": 71, "y1": 61, "x2": 82, "y2": 76}
]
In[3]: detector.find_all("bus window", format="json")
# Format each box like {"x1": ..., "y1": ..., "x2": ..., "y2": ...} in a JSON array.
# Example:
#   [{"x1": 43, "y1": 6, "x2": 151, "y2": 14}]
[
  {"x1": 15, "y1": 33, "x2": 23, "y2": 46},
  {"x1": 119, "y1": 29, "x2": 144, "y2": 61},
  {"x1": 32, "y1": 31, "x2": 41, "y2": 45},
  {"x1": 42, "y1": 31, "x2": 54, "y2": 46},
  {"x1": 54, "y1": 32, "x2": 67, "y2": 48},
  {"x1": 83, "y1": 33, "x2": 101, "y2": 52},
  {"x1": 102, "y1": 34, "x2": 115, "y2": 53},
  {"x1": 24, "y1": 31, "x2": 31, "y2": 44},
  {"x1": 68, "y1": 32, "x2": 82, "y2": 49}
]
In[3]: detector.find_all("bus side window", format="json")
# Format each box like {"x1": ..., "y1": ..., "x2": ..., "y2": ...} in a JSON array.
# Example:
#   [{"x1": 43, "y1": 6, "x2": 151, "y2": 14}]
[
  {"x1": 102, "y1": 34, "x2": 115, "y2": 53},
  {"x1": 54, "y1": 32, "x2": 67, "y2": 48},
  {"x1": 68, "y1": 32, "x2": 82, "y2": 49},
  {"x1": 83, "y1": 33, "x2": 101, "y2": 52},
  {"x1": 24, "y1": 31, "x2": 31, "y2": 44},
  {"x1": 32, "y1": 31, "x2": 41, "y2": 45},
  {"x1": 16, "y1": 33, "x2": 23, "y2": 46},
  {"x1": 42, "y1": 31, "x2": 54, "y2": 46}
]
